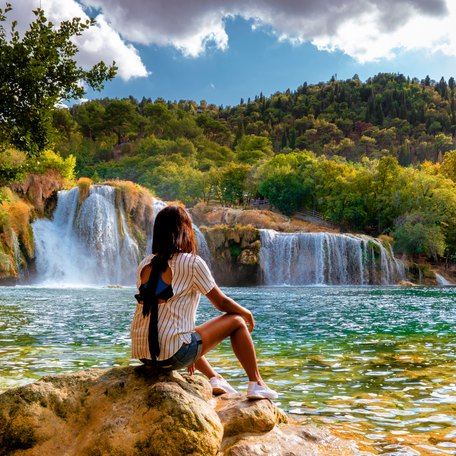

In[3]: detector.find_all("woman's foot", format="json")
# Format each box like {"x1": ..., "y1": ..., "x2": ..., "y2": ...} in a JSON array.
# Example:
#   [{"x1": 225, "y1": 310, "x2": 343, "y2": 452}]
[
  {"x1": 247, "y1": 381, "x2": 279, "y2": 400},
  {"x1": 210, "y1": 376, "x2": 238, "y2": 395}
]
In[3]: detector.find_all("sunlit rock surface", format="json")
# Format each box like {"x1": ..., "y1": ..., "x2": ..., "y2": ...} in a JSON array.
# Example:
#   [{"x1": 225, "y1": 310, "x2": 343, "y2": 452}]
[
  {"x1": 0, "y1": 367, "x2": 222, "y2": 456},
  {"x1": 214, "y1": 395, "x2": 372, "y2": 456},
  {"x1": 0, "y1": 366, "x2": 373, "y2": 456}
]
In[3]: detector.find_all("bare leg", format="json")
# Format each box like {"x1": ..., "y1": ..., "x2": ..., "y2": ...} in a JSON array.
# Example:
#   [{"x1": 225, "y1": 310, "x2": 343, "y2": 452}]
[
  {"x1": 196, "y1": 314, "x2": 263, "y2": 384},
  {"x1": 194, "y1": 356, "x2": 218, "y2": 379}
]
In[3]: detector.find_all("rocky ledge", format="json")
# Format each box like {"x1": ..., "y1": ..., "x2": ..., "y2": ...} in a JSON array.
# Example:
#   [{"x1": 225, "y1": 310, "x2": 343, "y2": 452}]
[{"x1": 0, "y1": 367, "x2": 372, "y2": 456}]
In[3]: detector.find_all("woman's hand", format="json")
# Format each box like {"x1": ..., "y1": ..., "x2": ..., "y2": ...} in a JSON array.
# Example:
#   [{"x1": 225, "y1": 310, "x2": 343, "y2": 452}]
[
  {"x1": 241, "y1": 308, "x2": 255, "y2": 332},
  {"x1": 187, "y1": 363, "x2": 196, "y2": 375},
  {"x1": 206, "y1": 286, "x2": 256, "y2": 333}
]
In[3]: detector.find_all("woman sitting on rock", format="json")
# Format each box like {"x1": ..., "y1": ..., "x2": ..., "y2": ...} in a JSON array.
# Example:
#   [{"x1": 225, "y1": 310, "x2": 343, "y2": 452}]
[{"x1": 131, "y1": 205, "x2": 278, "y2": 400}]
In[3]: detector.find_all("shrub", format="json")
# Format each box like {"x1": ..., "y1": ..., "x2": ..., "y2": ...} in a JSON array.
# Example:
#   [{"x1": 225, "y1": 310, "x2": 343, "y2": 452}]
[
  {"x1": 29, "y1": 150, "x2": 76, "y2": 181},
  {"x1": 0, "y1": 147, "x2": 27, "y2": 185},
  {"x1": 77, "y1": 177, "x2": 93, "y2": 203},
  {"x1": 394, "y1": 213, "x2": 445, "y2": 259}
]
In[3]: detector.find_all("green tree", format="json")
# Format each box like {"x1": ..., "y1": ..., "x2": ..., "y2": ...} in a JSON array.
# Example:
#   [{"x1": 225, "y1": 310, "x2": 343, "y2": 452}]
[
  {"x1": 235, "y1": 135, "x2": 273, "y2": 164},
  {"x1": 259, "y1": 173, "x2": 305, "y2": 215},
  {"x1": 440, "y1": 149, "x2": 456, "y2": 181},
  {"x1": 394, "y1": 212, "x2": 445, "y2": 259},
  {"x1": 72, "y1": 100, "x2": 106, "y2": 140},
  {"x1": 103, "y1": 99, "x2": 141, "y2": 145},
  {"x1": 216, "y1": 163, "x2": 252, "y2": 205},
  {"x1": 0, "y1": 4, "x2": 116, "y2": 155}
]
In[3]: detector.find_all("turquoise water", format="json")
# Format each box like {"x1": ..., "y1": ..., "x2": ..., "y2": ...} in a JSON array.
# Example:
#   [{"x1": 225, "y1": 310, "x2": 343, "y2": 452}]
[{"x1": 1, "y1": 286, "x2": 456, "y2": 455}]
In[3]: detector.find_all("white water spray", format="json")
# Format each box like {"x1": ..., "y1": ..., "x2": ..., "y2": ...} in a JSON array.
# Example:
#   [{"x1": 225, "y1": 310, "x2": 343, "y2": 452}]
[
  {"x1": 32, "y1": 186, "x2": 141, "y2": 286},
  {"x1": 259, "y1": 229, "x2": 405, "y2": 285}
]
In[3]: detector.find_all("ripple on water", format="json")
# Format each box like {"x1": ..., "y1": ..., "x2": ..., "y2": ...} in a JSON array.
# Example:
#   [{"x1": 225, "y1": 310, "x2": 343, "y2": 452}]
[{"x1": 1, "y1": 285, "x2": 456, "y2": 454}]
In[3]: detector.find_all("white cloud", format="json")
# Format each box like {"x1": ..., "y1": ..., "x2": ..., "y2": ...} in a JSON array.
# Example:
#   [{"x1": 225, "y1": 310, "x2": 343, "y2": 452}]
[
  {"x1": 3, "y1": 0, "x2": 148, "y2": 80},
  {"x1": 4, "y1": 0, "x2": 456, "y2": 74},
  {"x1": 81, "y1": 0, "x2": 452, "y2": 62}
]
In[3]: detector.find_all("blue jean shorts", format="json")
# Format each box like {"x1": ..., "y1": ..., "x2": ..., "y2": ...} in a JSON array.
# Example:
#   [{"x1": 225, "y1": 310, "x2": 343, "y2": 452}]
[{"x1": 141, "y1": 332, "x2": 203, "y2": 371}]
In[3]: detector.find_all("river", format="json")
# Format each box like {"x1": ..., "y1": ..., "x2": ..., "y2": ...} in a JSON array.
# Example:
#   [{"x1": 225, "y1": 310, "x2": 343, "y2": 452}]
[{"x1": 1, "y1": 285, "x2": 455, "y2": 455}]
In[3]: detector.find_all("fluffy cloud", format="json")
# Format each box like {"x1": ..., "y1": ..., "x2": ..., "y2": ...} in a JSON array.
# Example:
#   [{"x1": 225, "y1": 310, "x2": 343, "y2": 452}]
[
  {"x1": 3, "y1": 0, "x2": 148, "y2": 80},
  {"x1": 4, "y1": 0, "x2": 456, "y2": 75},
  {"x1": 81, "y1": 0, "x2": 452, "y2": 62}
]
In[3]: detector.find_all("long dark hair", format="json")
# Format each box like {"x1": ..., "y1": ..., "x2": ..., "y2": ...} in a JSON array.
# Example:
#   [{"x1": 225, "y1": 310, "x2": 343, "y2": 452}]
[
  {"x1": 142, "y1": 205, "x2": 196, "y2": 317},
  {"x1": 152, "y1": 205, "x2": 197, "y2": 258}
]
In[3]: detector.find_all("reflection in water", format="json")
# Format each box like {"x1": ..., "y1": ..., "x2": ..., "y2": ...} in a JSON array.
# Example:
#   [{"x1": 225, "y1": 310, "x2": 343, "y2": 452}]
[{"x1": 1, "y1": 286, "x2": 456, "y2": 455}]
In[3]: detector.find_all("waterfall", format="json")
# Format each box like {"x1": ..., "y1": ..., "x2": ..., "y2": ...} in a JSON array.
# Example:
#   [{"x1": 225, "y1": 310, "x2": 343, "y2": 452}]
[
  {"x1": 194, "y1": 225, "x2": 212, "y2": 268},
  {"x1": 259, "y1": 229, "x2": 405, "y2": 285},
  {"x1": 32, "y1": 185, "x2": 142, "y2": 286},
  {"x1": 435, "y1": 273, "x2": 453, "y2": 286}
]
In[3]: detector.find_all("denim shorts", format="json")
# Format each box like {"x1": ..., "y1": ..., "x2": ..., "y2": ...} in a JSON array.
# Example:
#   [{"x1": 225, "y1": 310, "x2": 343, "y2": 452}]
[{"x1": 141, "y1": 332, "x2": 203, "y2": 371}]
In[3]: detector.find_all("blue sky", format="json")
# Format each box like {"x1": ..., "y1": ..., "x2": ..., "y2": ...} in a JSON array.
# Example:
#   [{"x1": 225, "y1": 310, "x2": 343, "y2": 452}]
[
  {"x1": 94, "y1": 16, "x2": 456, "y2": 106},
  {"x1": 10, "y1": 0, "x2": 456, "y2": 106}
]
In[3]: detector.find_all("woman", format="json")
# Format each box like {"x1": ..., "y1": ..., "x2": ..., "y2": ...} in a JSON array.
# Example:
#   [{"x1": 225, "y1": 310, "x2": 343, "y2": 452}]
[{"x1": 131, "y1": 205, "x2": 278, "y2": 399}]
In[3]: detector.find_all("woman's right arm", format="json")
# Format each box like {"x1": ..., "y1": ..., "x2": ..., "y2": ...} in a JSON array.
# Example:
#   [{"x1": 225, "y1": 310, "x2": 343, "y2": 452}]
[{"x1": 205, "y1": 286, "x2": 255, "y2": 332}]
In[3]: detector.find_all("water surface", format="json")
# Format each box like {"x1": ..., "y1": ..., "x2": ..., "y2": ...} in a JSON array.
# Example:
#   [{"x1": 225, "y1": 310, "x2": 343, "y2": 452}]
[{"x1": 1, "y1": 286, "x2": 455, "y2": 455}]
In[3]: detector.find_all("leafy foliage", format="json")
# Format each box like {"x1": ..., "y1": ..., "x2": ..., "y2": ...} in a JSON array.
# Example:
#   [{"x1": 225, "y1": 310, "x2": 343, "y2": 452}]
[
  {"x1": 0, "y1": 3, "x2": 116, "y2": 155},
  {"x1": 2, "y1": 64, "x2": 454, "y2": 261}
]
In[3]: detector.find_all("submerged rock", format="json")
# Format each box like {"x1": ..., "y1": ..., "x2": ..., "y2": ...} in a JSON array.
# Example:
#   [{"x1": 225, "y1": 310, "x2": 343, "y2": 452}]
[{"x1": 0, "y1": 367, "x2": 373, "y2": 456}]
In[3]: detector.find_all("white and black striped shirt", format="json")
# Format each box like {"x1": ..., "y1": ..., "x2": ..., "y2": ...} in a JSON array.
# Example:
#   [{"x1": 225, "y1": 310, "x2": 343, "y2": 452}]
[{"x1": 130, "y1": 253, "x2": 216, "y2": 361}]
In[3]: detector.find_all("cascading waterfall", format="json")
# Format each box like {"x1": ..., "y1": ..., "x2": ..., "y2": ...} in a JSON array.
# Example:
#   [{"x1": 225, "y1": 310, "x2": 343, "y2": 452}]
[
  {"x1": 260, "y1": 229, "x2": 405, "y2": 285},
  {"x1": 194, "y1": 225, "x2": 212, "y2": 268},
  {"x1": 33, "y1": 186, "x2": 141, "y2": 286},
  {"x1": 32, "y1": 185, "x2": 212, "y2": 286}
]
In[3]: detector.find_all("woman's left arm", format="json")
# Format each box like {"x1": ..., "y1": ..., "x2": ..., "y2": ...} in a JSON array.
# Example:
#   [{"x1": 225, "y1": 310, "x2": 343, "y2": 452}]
[{"x1": 205, "y1": 286, "x2": 255, "y2": 332}]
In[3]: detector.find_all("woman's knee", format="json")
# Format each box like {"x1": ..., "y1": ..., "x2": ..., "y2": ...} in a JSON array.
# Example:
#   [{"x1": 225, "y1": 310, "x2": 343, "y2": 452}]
[{"x1": 228, "y1": 314, "x2": 246, "y2": 330}]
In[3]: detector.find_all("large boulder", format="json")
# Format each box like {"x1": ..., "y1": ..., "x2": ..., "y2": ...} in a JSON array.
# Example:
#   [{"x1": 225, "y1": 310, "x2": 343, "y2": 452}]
[
  {"x1": 0, "y1": 366, "x2": 223, "y2": 456},
  {"x1": 220, "y1": 422, "x2": 372, "y2": 456},
  {"x1": 0, "y1": 367, "x2": 373, "y2": 456}
]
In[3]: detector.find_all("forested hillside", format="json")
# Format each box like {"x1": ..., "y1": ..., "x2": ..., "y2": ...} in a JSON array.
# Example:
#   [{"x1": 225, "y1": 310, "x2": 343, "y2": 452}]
[{"x1": 47, "y1": 73, "x2": 456, "y2": 262}]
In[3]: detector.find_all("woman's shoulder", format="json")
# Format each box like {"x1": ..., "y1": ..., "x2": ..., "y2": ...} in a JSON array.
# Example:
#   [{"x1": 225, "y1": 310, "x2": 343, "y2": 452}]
[
  {"x1": 138, "y1": 254, "x2": 154, "y2": 267},
  {"x1": 172, "y1": 253, "x2": 207, "y2": 266},
  {"x1": 173, "y1": 252, "x2": 197, "y2": 263}
]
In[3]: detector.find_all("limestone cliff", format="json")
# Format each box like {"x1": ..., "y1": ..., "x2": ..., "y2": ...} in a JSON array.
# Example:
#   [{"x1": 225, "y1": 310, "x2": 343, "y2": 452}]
[{"x1": 200, "y1": 224, "x2": 261, "y2": 286}]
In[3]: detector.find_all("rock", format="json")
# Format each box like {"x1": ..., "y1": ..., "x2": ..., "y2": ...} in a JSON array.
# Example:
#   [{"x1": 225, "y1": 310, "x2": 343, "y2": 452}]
[
  {"x1": 215, "y1": 395, "x2": 288, "y2": 437},
  {"x1": 214, "y1": 396, "x2": 372, "y2": 456},
  {"x1": 0, "y1": 367, "x2": 373, "y2": 456},
  {"x1": 189, "y1": 203, "x2": 335, "y2": 233},
  {"x1": 0, "y1": 366, "x2": 223, "y2": 456},
  {"x1": 398, "y1": 280, "x2": 417, "y2": 287},
  {"x1": 239, "y1": 249, "x2": 259, "y2": 265},
  {"x1": 221, "y1": 423, "x2": 372, "y2": 456}
]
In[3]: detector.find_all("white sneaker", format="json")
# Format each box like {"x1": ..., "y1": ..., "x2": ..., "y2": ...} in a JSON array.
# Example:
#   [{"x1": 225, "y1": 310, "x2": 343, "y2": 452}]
[
  {"x1": 247, "y1": 381, "x2": 279, "y2": 400},
  {"x1": 210, "y1": 376, "x2": 238, "y2": 395}
]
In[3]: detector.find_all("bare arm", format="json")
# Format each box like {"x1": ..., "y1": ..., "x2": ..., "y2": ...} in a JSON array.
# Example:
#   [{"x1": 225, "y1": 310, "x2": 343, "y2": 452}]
[{"x1": 205, "y1": 286, "x2": 255, "y2": 332}]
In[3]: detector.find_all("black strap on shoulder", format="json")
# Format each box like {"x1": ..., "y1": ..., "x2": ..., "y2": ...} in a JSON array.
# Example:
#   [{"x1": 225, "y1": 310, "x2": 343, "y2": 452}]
[
  {"x1": 135, "y1": 255, "x2": 174, "y2": 366},
  {"x1": 137, "y1": 258, "x2": 161, "y2": 365}
]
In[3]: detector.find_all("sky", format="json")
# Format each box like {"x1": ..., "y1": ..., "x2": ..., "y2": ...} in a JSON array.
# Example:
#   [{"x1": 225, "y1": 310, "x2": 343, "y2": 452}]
[{"x1": 5, "y1": 0, "x2": 456, "y2": 106}]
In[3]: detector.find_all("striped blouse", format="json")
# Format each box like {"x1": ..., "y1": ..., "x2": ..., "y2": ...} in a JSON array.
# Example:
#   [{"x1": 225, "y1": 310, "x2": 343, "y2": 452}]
[{"x1": 130, "y1": 253, "x2": 216, "y2": 361}]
